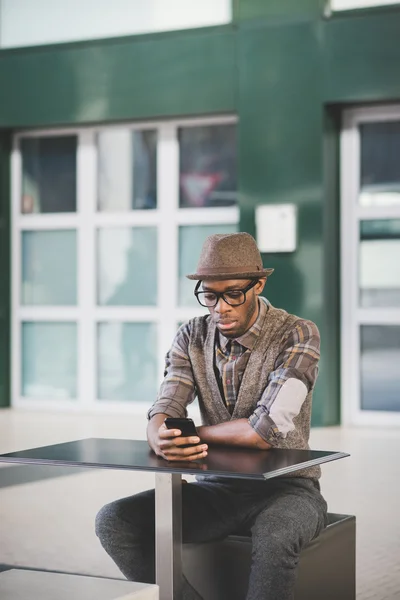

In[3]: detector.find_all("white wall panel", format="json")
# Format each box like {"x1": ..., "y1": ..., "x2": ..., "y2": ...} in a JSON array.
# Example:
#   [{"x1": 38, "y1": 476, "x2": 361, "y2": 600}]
[
  {"x1": 0, "y1": 0, "x2": 231, "y2": 49},
  {"x1": 332, "y1": 0, "x2": 399, "y2": 10}
]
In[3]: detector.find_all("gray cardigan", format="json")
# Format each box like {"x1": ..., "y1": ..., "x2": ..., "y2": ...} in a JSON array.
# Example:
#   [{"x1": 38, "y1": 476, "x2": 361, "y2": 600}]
[{"x1": 188, "y1": 305, "x2": 321, "y2": 481}]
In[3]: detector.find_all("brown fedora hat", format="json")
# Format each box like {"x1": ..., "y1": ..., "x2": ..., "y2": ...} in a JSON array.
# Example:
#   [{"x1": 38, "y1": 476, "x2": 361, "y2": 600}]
[{"x1": 186, "y1": 232, "x2": 274, "y2": 281}]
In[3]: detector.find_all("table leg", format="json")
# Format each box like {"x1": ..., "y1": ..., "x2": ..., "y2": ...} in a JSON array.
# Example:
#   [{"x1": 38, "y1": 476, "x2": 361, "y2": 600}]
[{"x1": 155, "y1": 473, "x2": 182, "y2": 600}]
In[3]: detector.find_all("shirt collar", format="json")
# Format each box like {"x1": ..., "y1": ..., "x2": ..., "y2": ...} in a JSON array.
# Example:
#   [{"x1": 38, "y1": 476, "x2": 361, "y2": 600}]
[{"x1": 218, "y1": 296, "x2": 269, "y2": 351}]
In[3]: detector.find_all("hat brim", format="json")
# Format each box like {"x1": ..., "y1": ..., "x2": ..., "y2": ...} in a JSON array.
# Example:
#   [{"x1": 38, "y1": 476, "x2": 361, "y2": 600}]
[{"x1": 186, "y1": 268, "x2": 274, "y2": 281}]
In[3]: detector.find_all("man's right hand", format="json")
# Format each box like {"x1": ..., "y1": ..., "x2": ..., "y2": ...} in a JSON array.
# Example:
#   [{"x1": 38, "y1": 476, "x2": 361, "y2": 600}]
[{"x1": 147, "y1": 414, "x2": 208, "y2": 462}]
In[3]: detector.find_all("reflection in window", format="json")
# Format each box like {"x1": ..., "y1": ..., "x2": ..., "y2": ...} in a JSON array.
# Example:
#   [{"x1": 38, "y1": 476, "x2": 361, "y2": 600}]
[
  {"x1": 179, "y1": 124, "x2": 237, "y2": 208},
  {"x1": 22, "y1": 230, "x2": 77, "y2": 306},
  {"x1": 21, "y1": 136, "x2": 77, "y2": 214},
  {"x1": 360, "y1": 121, "x2": 400, "y2": 207},
  {"x1": 22, "y1": 322, "x2": 77, "y2": 399},
  {"x1": 178, "y1": 224, "x2": 237, "y2": 306},
  {"x1": 97, "y1": 227, "x2": 157, "y2": 306},
  {"x1": 359, "y1": 220, "x2": 400, "y2": 308},
  {"x1": 361, "y1": 325, "x2": 400, "y2": 412},
  {"x1": 97, "y1": 322, "x2": 158, "y2": 401},
  {"x1": 97, "y1": 129, "x2": 157, "y2": 211}
]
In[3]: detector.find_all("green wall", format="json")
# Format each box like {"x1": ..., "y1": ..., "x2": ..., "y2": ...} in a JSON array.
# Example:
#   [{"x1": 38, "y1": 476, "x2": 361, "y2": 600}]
[
  {"x1": 1, "y1": 3, "x2": 400, "y2": 421},
  {"x1": 324, "y1": 11, "x2": 400, "y2": 102},
  {"x1": 237, "y1": 17, "x2": 331, "y2": 425},
  {"x1": 0, "y1": 133, "x2": 11, "y2": 407},
  {"x1": 233, "y1": 0, "x2": 326, "y2": 20},
  {"x1": 0, "y1": 27, "x2": 236, "y2": 127}
]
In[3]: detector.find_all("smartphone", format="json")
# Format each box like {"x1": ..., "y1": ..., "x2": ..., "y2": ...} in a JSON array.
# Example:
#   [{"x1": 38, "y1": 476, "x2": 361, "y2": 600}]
[{"x1": 164, "y1": 417, "x2": 199, "y2": 448}]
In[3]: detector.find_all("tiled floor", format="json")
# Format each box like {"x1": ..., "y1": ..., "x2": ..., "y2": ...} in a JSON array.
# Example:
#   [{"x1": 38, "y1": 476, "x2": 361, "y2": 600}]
[{"x1": 0, "y1": 409, "x2": 399, "y2": 599}]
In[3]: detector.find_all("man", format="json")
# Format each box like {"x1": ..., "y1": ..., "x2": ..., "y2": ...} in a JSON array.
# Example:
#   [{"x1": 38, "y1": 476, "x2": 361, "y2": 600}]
[{"x1": 96, "y1": 232, "x2": 327, "y2": 600}]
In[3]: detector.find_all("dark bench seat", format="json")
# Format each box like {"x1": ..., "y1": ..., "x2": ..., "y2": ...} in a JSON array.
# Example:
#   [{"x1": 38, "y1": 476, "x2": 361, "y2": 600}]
[{"x1": 183, "y1": 512, "x2": 356, "y2": 600}]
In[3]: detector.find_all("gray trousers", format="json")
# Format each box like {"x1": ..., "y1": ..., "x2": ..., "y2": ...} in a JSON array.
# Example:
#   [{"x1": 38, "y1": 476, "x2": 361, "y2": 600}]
[{"x1": 96, "y1": 476, "x2": 327, "y2": 600}]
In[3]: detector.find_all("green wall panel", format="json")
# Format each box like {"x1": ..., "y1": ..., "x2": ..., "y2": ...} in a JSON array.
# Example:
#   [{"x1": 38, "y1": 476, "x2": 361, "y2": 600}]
[
  {"x1": 321, "y1": 108, "x2": 341, "y2": 426},
  {"x1": 0, "y1": 26, "x2": 236, "y2": 127},
  {"x1": 238, "y1": 20, "x2": 338, "y2": 425},
  {"x1": 324, "y1": 11, "x2": 400, "y2": 102},
  {"x1": 0, "y1": 133, "x2": 11, "y2": 408},
  {"x1": 235, "y1": 0, "x2": 325, "y2": 21}
]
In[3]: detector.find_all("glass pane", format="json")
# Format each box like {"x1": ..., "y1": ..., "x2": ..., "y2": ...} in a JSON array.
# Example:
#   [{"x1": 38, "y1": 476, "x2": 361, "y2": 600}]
[
  {"x1": 359, "y1": 220, "x2": 400, "y2": 308},
  {"x1": 21, "y1": 136, "x2": 77, "y2": 213},
  {"x1": 360, "y1": 325, "x2": 400, "y2": 412},
  {"x1": 97, "y1": 322, "x2": 158, "y2": 401},
  {"x1": 97, "y1": 129, "x2": 157, "y2": 211},
  {"x1": 22, "y1": 322, "x2": 77, "y2": 399},
  {"x1": 22, "y1": 230, "x2": 77, "y2": 305},
  {"x1": 179, "y1": 124, "x2": 237, "y2": 208},
  {"x1": 97, "y1": 227, "x2": 157, "y2": 306},
  {"x1": 179, "y1": 224, "x2": 237, "y2": 306},
  {"x1": 360, "y1": 121, "x2": 400, "y2": 207}
]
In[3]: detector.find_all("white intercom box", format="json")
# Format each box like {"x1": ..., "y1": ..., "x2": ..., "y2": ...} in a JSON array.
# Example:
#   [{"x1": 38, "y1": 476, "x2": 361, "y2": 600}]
[{"x1": 255, "y1": 204, "x2": 297, "y2": 253}]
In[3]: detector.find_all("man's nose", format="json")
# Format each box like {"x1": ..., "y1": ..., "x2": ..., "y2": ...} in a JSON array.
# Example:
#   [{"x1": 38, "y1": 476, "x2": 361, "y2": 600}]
[{"x1": 215, "y1": 296, "x2": 231, "y2": 313}]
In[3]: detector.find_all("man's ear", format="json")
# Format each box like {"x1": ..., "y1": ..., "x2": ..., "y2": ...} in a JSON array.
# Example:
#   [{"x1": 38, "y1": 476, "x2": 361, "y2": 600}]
[{"x1": 255, "y1": 278, "x2": 267, "y2": 295}]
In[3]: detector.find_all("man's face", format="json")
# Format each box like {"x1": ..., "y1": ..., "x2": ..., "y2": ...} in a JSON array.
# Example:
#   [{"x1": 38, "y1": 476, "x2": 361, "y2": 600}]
[{"x1": 202, "y1": 278, "x2": 266, "y2": 339}]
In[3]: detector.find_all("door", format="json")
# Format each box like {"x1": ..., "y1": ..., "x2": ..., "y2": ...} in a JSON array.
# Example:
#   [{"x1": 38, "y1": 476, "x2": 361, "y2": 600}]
[{"x1": 341, "y1": 106, "x2": 400, "y2": 426}]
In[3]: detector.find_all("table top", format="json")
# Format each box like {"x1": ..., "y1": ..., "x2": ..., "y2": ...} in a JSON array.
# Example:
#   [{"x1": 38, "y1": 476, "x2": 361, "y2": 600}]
[{"x1": 0, "y1": 438, "x2": 349, "y2": 480}]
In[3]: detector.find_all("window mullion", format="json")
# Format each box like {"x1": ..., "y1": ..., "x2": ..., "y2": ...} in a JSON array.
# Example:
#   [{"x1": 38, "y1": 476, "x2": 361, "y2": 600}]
[
  {"x1": 157, "y1": 124, "x2": 179, "y2": 383},
  {"x1": 11, "y1": 139, "x2": 22, "y2": 405},
  {"x1": 77, "y1": 129, "x2": 97, "y2": 408}
]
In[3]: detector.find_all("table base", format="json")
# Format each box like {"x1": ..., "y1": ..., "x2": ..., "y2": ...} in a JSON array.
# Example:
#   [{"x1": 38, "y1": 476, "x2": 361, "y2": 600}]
[{"x1": 155, "y1": 473, "x2": 182, "y2": 600}]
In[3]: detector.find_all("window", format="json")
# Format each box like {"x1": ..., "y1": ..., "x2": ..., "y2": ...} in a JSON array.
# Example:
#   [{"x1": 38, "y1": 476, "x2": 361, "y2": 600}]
[
  {"x1": 360, "y1": 325, "x2": 400, "y2": 412},
  {"x1": 97, "y1": 129, "x2": 157, "y2": 212},
  {"x1": 12, "y1": 118, "x2": 238, "y2": 411},
  {"x1": 179, "y1": 124, "x2": 237, "y2": 208},
  {"x1": 22, "y1": 230, "x2": 77, "y2": 305},
  {"x1": 359, "y1": 219, "x2": 400, "y2": 308},
  {"x1": 360, "y1": 122, "x2": 400, "y2": 208},
  {"x1": 21, "y1": 136, "x2": 77, "y2": 214}
]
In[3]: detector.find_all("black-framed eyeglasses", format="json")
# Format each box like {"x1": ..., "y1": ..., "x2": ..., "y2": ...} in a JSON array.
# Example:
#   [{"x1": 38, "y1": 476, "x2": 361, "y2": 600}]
[{"x1": 194, "y1": 279, "x2": 259, "y2": 308}]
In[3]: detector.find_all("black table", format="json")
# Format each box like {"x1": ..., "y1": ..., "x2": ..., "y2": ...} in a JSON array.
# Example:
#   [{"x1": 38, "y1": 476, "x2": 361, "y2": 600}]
[{"x1": 0, "y1": 439, "x2": 349, "y2": 600}]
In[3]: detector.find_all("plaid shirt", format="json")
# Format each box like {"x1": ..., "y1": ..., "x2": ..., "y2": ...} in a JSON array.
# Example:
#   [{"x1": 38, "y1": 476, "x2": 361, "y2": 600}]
[
  {"x1": 215, "y1": 305, "x2": 264, "y2": 415},
  {"x1": 148, "y1": 298, "x2": 320, "y2": 443}
]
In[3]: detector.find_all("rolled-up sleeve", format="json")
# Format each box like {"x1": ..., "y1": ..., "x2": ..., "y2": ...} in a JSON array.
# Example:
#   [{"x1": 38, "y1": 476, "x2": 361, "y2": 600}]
[
  {"x1": 147, "y1": 322, "x2": 196, "y2": 420},
  {"x1": 248, "y1": 320, "x2": 320, "y2": 446}
]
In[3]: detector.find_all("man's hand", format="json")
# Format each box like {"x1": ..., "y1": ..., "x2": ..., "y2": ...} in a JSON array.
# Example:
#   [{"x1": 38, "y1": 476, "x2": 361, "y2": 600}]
[{"x1": 147, "y1": 414, "x2": 208, "y2": 462}]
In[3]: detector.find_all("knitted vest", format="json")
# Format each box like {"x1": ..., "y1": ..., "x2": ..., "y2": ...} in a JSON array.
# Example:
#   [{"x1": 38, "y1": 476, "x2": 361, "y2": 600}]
[{"x1": 188, "y1": 305, "x2": 321, "y2": 480}]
